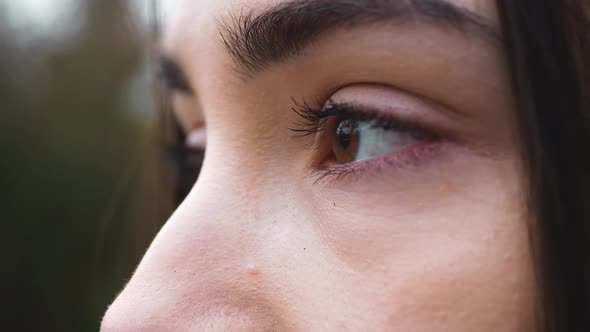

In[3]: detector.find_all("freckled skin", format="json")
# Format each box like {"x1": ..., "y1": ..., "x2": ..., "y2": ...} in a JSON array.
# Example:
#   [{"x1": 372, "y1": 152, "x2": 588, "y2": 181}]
[
  {"x1": 101, "y1": 0, "x2": 536, "y2": 331},
  {"x1": 246, "y1": 264, "x2": 260, "y2": 277}
]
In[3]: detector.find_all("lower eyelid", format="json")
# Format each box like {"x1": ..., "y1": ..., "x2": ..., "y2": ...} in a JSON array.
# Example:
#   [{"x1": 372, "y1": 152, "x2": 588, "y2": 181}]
[{"x1": 312, "y1": 141, "x2": 450, "y2": 184}]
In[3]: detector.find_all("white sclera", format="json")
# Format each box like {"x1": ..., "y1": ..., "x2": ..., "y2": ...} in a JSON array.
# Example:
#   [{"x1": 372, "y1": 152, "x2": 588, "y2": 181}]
[
  {"x1": 355, "y1": 122, "x2": 418, "y2": 161},
  {"x1": 186, "y1": 127, "x2": 207, "y2": 149}
]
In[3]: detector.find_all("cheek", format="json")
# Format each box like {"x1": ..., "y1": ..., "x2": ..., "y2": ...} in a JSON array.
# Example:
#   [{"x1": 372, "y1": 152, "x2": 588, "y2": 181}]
[
  {"x1": 327, "y1": 205, "x2": 536, "y2": 331},
  {"x1": 308, "y1": 156, "x2": 536, "y2": 330},
  {"x1": 375, "y1": 238, "x2": 535, "y2": 331}
]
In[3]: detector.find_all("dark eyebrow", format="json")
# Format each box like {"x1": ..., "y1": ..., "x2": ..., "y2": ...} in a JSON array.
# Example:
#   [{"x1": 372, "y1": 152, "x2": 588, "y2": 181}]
[
  {"x1": 219, "y1": 0, "x2": 500, "y2": 77},
  {"x1": 157, "y1": 55, "x2": 193, "y2": 95}
]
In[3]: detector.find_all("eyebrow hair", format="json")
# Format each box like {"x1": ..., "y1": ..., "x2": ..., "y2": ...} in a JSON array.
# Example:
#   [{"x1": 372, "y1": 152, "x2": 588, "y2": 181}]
[
  {"x1": 157, "y1": 55, "x2": 193, "y2": 95},
  {"x1": 219, "y1": 0, "x2": 500, "y2": 77}
]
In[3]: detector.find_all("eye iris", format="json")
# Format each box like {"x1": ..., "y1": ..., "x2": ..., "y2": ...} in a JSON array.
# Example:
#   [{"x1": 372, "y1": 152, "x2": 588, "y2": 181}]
[
  {"x1": 333, "y1": 119, "x2": 359, "y2": 163},
  {"x1": 337, "y1": 120, "x2": 354, "y2": 148}
]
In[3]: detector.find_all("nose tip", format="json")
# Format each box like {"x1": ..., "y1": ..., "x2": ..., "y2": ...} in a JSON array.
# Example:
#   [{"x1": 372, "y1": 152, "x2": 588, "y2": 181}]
[
  {"x1": 99, "y1": 175, "x2": 294, "y2": 331},
  {"x1": 99, "y1": 231, "x2": 290, "y2": 331},
  {"x1": 100, "y1": 282, "x2": 210, "y2": 331},
  {"x1": 100, "y1": 287, "x2": 166, "y2": 332},
  {"x1": 100, "y1": 282, "x2": 288, "y2": 332}
]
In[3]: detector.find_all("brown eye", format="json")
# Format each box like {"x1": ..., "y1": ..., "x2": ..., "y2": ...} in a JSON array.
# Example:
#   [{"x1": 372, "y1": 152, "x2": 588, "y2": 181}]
[{"x1": 332, "y1": 119, "x2": 360, "y2": 163}]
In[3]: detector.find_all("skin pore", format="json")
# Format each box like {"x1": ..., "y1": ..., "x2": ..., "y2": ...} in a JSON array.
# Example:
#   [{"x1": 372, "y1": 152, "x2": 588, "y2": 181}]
[{"x1": 102, "y1": 0, "x2": 537, "y2": 331}]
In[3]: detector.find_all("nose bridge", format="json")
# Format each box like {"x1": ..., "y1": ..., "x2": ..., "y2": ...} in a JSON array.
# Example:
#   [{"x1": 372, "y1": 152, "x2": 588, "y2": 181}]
[
  {"x1": 101, "y1": 166, "x2": 279, "y2": 331},
  {"x1": 153, "y1": 138, "x2": 277, "y2": 262},
  {"x1": 138, "y1": 164, "x2": 264, "y2": 277}
]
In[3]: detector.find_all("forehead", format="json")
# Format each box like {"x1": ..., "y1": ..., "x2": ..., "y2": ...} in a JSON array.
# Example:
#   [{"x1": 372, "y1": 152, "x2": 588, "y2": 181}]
[{"x1": 160, "y1": 0, "x2": 497, "y2": 53}]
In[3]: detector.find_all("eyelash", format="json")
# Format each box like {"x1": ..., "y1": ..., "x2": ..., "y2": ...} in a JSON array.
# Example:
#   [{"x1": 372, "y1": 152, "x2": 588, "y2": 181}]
[
  {"x1": 290, "y1": 99, "x2": 443, "y2": 181},
  {"x1": 290, "y1": 99, "x2": 434, "y2": 137}
]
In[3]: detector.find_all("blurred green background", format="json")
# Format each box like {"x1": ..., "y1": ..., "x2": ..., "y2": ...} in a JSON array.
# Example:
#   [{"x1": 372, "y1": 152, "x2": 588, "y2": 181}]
[{"x1": 1, "y1": 0, "x2": 174, "y2": 330}]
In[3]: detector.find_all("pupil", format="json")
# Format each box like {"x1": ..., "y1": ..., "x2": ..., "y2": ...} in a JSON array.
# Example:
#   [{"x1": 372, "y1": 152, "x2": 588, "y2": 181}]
[{"x1": 336, "y1": 120, "x2": 354, "y2": 149}]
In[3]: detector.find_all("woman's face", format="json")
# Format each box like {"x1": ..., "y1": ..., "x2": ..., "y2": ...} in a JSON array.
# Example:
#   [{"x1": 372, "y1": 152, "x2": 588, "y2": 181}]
[{"x1": 102, "y1": 0, "x2": 536, "y2": 330}]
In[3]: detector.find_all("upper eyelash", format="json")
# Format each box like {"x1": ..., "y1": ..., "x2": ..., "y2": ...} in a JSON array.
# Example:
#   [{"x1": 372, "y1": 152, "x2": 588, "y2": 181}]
[
  {"x1": 289, "y1": 98, "x2": 436, "y2": 139},
  {"x1": 288, "y1": 98, "x2": 330, "y2": 138}
]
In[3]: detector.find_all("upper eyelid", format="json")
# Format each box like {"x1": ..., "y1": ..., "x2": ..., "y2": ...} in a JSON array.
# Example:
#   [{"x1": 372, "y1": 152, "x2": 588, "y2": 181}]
[
  {"x1": 289, "y1": 102, "x2": 431, "y2": 156},
  {"x1": 290, "y1": 99, "x2": 432, "y2": 133}
]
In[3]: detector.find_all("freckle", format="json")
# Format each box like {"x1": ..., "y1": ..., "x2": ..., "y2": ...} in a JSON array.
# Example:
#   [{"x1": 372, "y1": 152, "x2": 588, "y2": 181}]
[
  {"x1": 303, "y1": 247, "x2": 306, "y2": 251},
  {"x1": 246, "y1": 264, "x2": 259, "y2": 277}
]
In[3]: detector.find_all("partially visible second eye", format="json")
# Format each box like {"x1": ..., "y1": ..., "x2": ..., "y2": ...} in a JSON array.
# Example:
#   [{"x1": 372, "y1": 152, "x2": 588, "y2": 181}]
[{"x1": 331, "y1": 118, "x2": 424, "y2": 164}]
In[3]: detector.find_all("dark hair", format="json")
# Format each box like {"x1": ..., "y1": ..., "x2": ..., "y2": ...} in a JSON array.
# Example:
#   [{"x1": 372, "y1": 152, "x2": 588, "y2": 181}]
[
  {"x1": 497, "y1": 0, "x2": 590, "y2": 330},
  {"x1": 160, "y1": 1, "x2": 590, "y2": 330}
]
